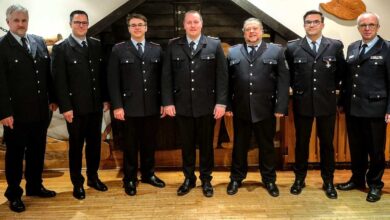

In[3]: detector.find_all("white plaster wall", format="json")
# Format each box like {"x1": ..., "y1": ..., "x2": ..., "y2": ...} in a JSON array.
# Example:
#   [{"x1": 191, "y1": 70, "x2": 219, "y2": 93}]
[
  {"x1": 0, "y1": 0, "x2": 127, "y2": 38},
  {"x1": 0, "y1": 0, "x2": 388, "y2": 48},
  {"x1": 249, "y1": 0, "x2": 390, "y2": 48}
]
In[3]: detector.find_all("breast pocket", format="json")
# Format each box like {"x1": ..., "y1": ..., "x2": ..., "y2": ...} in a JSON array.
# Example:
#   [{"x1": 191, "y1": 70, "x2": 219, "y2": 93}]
[
  {"x1": 120, "y1": 57, "x2": 134, "y2": 64},
  {"x1": 263, "y1": 58, "x2": 278, "y2": 77},
  {"x1": 201, "y1": 54, "x2": 216, "y2": 61},
  {"x1": 151, "y1": 57, "x2": 160, "y2": 63},
  {"x1": 293, "y1": 57, "x2": 307, "y2": 76},
  {"x1": 229, "y1": 59, "x2": 240, "y2": 78},
  {"x1": 172, "y1": 56, "x2": 185, "y2": 69}
]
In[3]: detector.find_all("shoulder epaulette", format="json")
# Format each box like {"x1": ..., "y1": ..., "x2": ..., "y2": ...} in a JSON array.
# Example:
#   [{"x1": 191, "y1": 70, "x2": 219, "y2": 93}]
[
  {"x1": 54, "y1": 39, "x2": 64, "y2": 45},
  {"x1": 288, "y1": 38, "x2": 300, "y2": 43},
  {"x1": 168, "y1": 37, "x2": 180, "y2": 43},
  {"x1": 89, "y1": 37, "x2": 101, "y2": 42},
  {"x1": 150, "y1": 41, "x2": 160, "y2": 46},
  {"x1": 115, "y1": 41, "x2": 126, "y2": 46},
  {"x1": 207, "y1": 36, "x2": 219, "y2": 40},
  {"x1": 270, "y1": 43, "x2": 282, "y2": 47}
]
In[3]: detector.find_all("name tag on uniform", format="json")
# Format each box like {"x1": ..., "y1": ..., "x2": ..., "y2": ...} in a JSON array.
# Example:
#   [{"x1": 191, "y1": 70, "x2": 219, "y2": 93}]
[{"x1": 370, "y1": 56, "x2": 383, "y2": 60}]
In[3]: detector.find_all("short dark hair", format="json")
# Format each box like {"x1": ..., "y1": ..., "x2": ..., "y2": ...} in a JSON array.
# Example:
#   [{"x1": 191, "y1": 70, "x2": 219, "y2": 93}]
[
  {"x1": 184, "y1": 10, "x2": 203, "y2": 23},
  {"x1": 69, "y1": 10, "x2": 88, "y2": 23},
  {"x1": 126, "y1": 13, "x2": 147, "y2": 26},
  {"x1": 303, "y1": 10, "x2": 324, "y2": 23}
]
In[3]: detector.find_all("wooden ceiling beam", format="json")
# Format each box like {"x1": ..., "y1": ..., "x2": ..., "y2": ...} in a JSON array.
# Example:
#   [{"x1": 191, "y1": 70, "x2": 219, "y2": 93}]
[{"x1": 88, "y1": 0, "x2": 146, "y2": 37}]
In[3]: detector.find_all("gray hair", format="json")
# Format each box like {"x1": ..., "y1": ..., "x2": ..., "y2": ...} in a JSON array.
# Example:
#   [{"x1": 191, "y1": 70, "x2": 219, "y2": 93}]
[
  {"x1": 242, "y1": 18, "x2": 263, "y2": 32},
  {"x1": 357, "y1": 12, "x2": 380, "y2": 25},
  {"x1": 6, "y1": 4, "x2": 28, "y2": 21}
]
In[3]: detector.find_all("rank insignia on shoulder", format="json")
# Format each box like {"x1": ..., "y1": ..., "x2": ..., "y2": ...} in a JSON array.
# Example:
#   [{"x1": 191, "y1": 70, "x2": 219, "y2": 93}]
[
  {"x1": 208, "y1": 36, "x2": 219, "y2": 40},
  {"x1": 54, "y1": 39, "x2": 64, "y2": 45},
  {"x1": 288, "y1": 38, "x2": 300, "y2": 43},
  {"x1": 150, "y1": 41, "x2": 160, "y2": 46},
  {"x1": 90, "y1": 37, "x2": 101, "y2": 42}
]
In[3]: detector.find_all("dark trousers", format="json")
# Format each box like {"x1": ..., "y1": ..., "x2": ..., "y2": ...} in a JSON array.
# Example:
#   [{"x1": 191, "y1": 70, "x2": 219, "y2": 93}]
[
  {"x1": 346, "y1": 115, "x2": 386, "y2": 189},
  {"x1": 66, "y1": 112, "x2": 102, "y2": 187},
  {"x1": 230, "y1": 117, "x2": 277, "y2": 183},
  {"x1": 4, "y1": 121, "x2": 47, "y2": 200},
  {"x1": 293, "y1": 114, "x2": 336, "y2": 183},
  {"x1": 122, "y1": 116, "x2": 159, "y2": 183},
  {"x1": 176, "y1": 115, "x2": 215, "y2": 181}
]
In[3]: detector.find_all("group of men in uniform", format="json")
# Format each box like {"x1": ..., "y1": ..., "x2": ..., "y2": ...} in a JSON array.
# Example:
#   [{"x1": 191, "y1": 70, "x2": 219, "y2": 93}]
[{"x1": 0, "y1": 3, "x2": 389, "y2": 213}]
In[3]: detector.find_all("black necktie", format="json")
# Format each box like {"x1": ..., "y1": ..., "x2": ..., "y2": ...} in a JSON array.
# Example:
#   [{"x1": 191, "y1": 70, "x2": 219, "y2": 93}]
[
  {"x1": 248, "y1": 45, "x2": 256, "y2": 59},
  {"x1": 137, "y1": 42, "x2": 143, "y2": 56},
  {"x1": 311, "y1": 41, "x2": 317, "y2": 55},
  {"x1": 81, "y1": 40, "x2": 88, "y2": 48},
  {"x1": 189, "y1": 41, "x2": 195, "y2": 54},
  {"x1": 21, "y1": 37, "x2": 30, "y2": 53},
  {"x1": 359, "y1": 44, "x2": 367, "y2": 60}
]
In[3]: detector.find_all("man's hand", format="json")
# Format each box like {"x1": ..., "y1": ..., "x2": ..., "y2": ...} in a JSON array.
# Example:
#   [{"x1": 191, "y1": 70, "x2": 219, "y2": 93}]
[
  {"x1": 63, "y1": 110, "x2": 74, "y2": 123},
  {"x1": 160, "y1": 106, "x2": 166, "y2": 118},
  {"x1": 113, "y1": 108, "x2": 125, "y2": 121},
  {"x1": 164, "y1": 105, "x2": 176, "y2": 117},
  {"x1": 49, "y1": 103, "x2": 58, "y2": 112},
  {"x1": 274, "y1": 113, "x2": 284, "y2": 118},
  {"x1": 1, "y1": 116, "x2": 14, "y2": 129},
  {"x1": 385, "y1": 114, "x2": 390, "y2": 123},
  {"x1": 213, "y1": 105, "x2": 226, "y2": 119},
  {"x1": 103, "y1": 102, "x2": 110, "y2": 112}
]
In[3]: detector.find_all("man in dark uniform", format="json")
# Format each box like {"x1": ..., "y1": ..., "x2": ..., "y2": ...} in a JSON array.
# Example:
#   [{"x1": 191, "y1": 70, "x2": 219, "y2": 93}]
[
  {"x1": 285, "y1": 10, "x2": 345, "y2": 199},
  {"x1": 337, "y1": 12, "x2": 390, "y2": 203},
  {"x1": 226, "y1": 18, "x2": 290, "y2": 197},
  {"x1": 162, "y1": 10, "x2": 228, "y2": 197},
  {"x1": 52, "y1": 10, "x2": 109, "y2": 200},
  {"x1": 107, "y1": 13, "x2": 166, "y2": 196},
  {"x1": 0, "y1": 4, "x2": 57, "y2": 212}
]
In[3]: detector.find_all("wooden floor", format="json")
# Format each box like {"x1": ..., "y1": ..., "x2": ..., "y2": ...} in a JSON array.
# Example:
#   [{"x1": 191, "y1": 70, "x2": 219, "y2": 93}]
[{"x1": 1, "y1": 169, "x2": 390, "y2": 219}]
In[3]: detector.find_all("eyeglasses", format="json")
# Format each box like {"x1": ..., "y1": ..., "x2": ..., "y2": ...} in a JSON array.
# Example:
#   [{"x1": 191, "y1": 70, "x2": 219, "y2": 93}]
[
  {"x1": 244, "y1": 27, "x2": 261, "y2": 32},
  {"x1": 129, "y1": 23, "x2": 146, "y2": 28},
  {"x1": 73, "y1": 21, "x2": 89, "y2": 26},
  {"x1": 358, "y1": 23, "x2": 378, "y2": 30},
  {"x1": 304, "y1": 20, "x2": 321, "y2": 26}
]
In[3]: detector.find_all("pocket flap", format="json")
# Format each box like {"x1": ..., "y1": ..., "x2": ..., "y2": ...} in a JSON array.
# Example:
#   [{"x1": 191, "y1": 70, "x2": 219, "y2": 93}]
[
  {"x1": 368, "y1": 91, "x2": 387, "y2": 99},
  {"x1": 151, "y1": 57, "x2": 160, "y2": 63},
  {"x1": 263, "y1": 58, "x2": 278, "y2": 64},
  {"x1": 229, "y1": 59, "x2": 240, "y2": 66},
  {"x1": 293, "y1": 57, "x2": 307, "y2": 63},
  {"x1": 323, "y1": 56, "x2": 336, "y2": 62},
  {"x1": 201, "y1": 54, "x2": 216, "y2": 60},
  {"x1": 120, "y1": 58, "x2": 134, "y2": 64}
]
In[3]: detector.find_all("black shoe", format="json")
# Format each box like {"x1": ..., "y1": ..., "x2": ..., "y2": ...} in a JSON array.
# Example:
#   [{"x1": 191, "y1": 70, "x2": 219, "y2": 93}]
[
  {"x1": 141, "y1": 175, "x2": 166, "y2": 188},
  {"x1": 73, "y1": 186, "x2": 85, "y2": 200},
  {"x1": 366, "y1": 188, "x2": 382, "y2": 202},
  {"x1": 290, "y1": 180, "x2": 305, "y2": 195},
  {"x1": 124, "y1": 181, "x2": 137, "y2": 196},
  {"x1": 265, "y1": 182, "x2": 279, "y2": 197},
  {"x1": 336, "y1": 180, "x2": 366, "y2": 191},
  {"x1": 201, "y1": 180, "x2": 214, "y2": 198},
  {"x1": 9, "y1": 198, "x2": 25, "y2": 213},
  {"x1": 26, "y1": 186, "x2": 56, "y2": 197},
  {"x1": 227, "y1": 180, "x2": 241, "y2": 195},
  {"x1": 323, "y1": 183, "x2": 338, "y2": 199},
  {"x1": 177, "y1": 178, "x2": 196, "y2": 196},
  {"x1": 87, "y1": 178, "x2": 108, "y2": 191}
]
